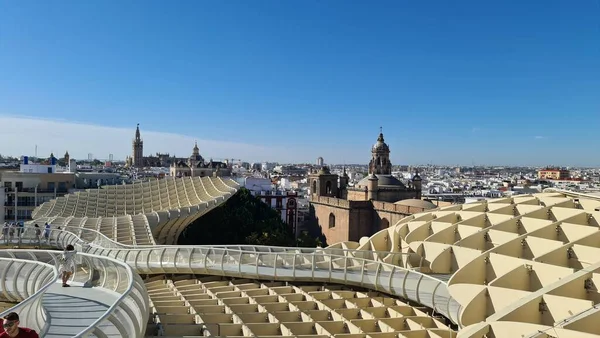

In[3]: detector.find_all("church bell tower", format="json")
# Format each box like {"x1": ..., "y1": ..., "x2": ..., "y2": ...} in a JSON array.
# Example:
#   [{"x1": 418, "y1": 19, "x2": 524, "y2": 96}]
[
  {"x1": 132, "y1": 123, "x2": 144, "y2": 168},
  {"x1": 368, "y1": 127, "x2": 392, "y2": 175}
]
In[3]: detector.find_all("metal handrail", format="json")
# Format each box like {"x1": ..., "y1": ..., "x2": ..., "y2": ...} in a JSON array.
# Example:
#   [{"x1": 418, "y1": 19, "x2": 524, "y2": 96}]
[
  {"x1": 7, "y1": 224, "x2": 461, "y2": 332},
  {"x1": 92, "y1": 245, "x2": 461, "y2": 325},
  {"x1": 0, "y1": 257, "x2": 57, "y2": 335},
  {"x1": 0, "y1": 247, "x2": 149, "y2": 337},
  {"x1": 20, "y1": 225, "x2": 455, "y2": 318},
  {"x1": 16, "y1": 224, "x2": 422, "y2": 267},
  {"x1": 72, "y1": 253, "x2": 148, "y2": 338}
]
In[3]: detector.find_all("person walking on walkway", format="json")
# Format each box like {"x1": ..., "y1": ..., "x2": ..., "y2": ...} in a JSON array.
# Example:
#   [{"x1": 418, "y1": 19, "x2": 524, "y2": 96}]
[
  {"x1": 58, "y1": 244, "x2": 77, "y2": 287},
  {"x1": 1, "y1": 222, "x2": 8, "y2": 244},
  {"x1": 8, "y1": 223, "x2": 16, "y2": 244},
  {"x1": 0, "y1": 312, "x2": 39, "y2": 337},
  {"x1": 33, "y1": 224, "x2": 42, "y2": 246},
  {"x1": 43, "y1": 222, "x2": 50, "y2": 243},
  {"x1": 17, "y1": 222, "x2": 24, "y2": 246}
]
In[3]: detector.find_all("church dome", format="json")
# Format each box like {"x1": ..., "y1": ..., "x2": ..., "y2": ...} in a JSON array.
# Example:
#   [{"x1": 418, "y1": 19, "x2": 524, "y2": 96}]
[
  {"x1": 357, "y1": 174, "x2": 406, "y2": 189},
  {"x1": 190, "y1": 154, "x2": 203, "y2": 162},
  {"x1": 394, "y1": 199, "x2": 436, "y2": 210},
  {"x1": 372, "y1": 132, "x2": 389, "y2": 152}
]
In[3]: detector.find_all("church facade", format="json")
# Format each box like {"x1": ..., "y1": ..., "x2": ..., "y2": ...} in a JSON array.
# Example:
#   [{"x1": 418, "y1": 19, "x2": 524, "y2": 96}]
[
  {"x1": 169, "y1": 141, "x2": 231, "y2": 178},
  {"x1": 307, "y1": 131, "x2": 434, "y2": 245}
]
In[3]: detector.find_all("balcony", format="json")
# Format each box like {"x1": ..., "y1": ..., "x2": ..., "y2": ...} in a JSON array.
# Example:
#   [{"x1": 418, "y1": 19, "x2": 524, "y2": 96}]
[
  {"x1": 18, "y1": 188, "x2": 37, "y2": 193},
  {"x1": 36, "y1": 189, "x2": 57, "y2": 194},
  {"x1": 4, "y1": 202, "x2": 37, "y2": 207},
  {"x1": 8, "y1": 188, "x2": 69, "y2": 194}
]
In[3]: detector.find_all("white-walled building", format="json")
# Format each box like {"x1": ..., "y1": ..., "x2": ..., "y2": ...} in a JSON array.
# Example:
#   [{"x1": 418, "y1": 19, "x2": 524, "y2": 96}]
[
  {"x1": 1, "y1": 155, "x2": 75, "y2": 223},
  {"x1": 19, "y1": 155, "x2": 57, "y2": 174},
  {"x1": 236, "y1": 176, "x2": 300, "y2": 236},
  {"x1": 261, "y1": 162, "x2": 277, "y2": 172},
  {"x1": 238, "y1": 177, "x2": 274, "y2": 192}
]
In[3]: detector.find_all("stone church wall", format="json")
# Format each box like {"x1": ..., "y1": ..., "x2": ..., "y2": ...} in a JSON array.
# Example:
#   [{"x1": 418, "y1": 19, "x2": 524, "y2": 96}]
[
  {"x1": 371, "y1": 201, "x2": 427, "y2": 232},
  {"x1": 346, "y1": 189, "x2": 367, "y2": 201},
  {"x1": 309, "y1": 195, "x2": 373, "y2": 244}
]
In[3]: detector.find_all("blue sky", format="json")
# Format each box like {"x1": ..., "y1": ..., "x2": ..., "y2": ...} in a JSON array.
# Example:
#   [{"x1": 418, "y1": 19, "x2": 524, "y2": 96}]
[{"x1": 1, "y1": 1, "x2": 599, "y2": 165}]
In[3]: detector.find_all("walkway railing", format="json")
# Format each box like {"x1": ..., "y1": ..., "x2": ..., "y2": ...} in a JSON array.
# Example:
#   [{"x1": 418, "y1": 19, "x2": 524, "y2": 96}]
[
  {"x1": 15, "y1": 225, "x2": 425, "y2": 268},
  {"x1": 0, "y1": 257, "x2": 56, "y2": 335},
  {"x1": 32, "y1": 225, "x2": 460, "y2": 324},
  {"x1": 0, "y1": 248, "x2": 149, "y2": 338},
  {"x1": 5, "y1": 224, "x2": 462, "y2": 332},
  {"x1": 95, "y1": 245, "x2": 461, "y2": 325}
]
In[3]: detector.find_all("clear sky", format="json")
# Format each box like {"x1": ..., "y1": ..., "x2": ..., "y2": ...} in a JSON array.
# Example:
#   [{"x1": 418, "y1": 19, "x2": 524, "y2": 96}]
[{"x1": 1, "y1": 1, "x2": 599, "y2": 166}]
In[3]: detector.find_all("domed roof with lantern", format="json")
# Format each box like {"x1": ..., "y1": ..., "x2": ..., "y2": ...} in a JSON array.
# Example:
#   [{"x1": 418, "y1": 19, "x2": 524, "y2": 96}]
[
  {"x1": 372, "y1": 128, "x2": 390, "y2": 153},
  {"x1": 188, "y1": 141, "x2": 204, "y2": 164}
]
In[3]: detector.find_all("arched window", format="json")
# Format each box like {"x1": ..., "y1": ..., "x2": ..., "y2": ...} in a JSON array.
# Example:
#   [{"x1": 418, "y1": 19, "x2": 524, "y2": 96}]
[
  {"x1": 329, "y1": 213, "x2": 336, "y2": 228},
  {"x1": 380, "y1": 218, "x2": 389, "y2": 230},
  {"x1": 312, "y1": 180, "x2": 317, "y2": 194},
  {"x1": 325, "y1": 181, "x2": 332, "y2": 195}
]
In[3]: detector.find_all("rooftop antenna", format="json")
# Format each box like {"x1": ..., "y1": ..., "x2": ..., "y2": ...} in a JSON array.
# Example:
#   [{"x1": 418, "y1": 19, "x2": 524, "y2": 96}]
[{"x1": 35, "y1": 145, "x2": 37, "y2": 158}]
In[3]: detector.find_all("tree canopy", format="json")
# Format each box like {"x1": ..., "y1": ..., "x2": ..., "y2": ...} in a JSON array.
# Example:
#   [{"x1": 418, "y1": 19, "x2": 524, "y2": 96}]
[{"x1": 179, "y1": 188, "x2": 322, "y2": 247}]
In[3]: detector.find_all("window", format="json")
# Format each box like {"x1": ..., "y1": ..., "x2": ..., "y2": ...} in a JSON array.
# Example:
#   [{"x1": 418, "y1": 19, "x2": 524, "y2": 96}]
[
  {"x1": 17, "y1": 209, "x2": 32, "y2": 220},
  {"x1": 326, "y1": 181, "x2": 332, "y2": 195},
  {"x1": 47, "y1": 182, "x2": 55, "y2": 191},
  {"x1": 37, "y1": 196, "x2": 53, "y2": 205},
  {"x1": 312, "y1": 180, "x2": 317, "y2": 194},
  {"x1": 17, "y1": 196, "x2": 35, "y2": 206},
  {"x1": 380, "y1": 218, "x2": 389, "y2": 230},
  {"x1": 329, "y1": 213, "x2": 336, "y2": 228}
]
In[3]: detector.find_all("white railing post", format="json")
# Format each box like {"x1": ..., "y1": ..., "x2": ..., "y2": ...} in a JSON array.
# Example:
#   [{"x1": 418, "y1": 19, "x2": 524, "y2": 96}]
[
  {"x1": 220, "y1": 249, "x2": 226, "y2": 273},
  {"x1": 360, "y1": 259, "x2": 366, "y2": 287},
  {"x1": 373, "y1": 263, "x2": 382, "y2": 292}
]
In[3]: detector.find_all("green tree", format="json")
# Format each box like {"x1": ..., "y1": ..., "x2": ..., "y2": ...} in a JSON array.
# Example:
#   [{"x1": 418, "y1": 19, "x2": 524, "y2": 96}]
[
  {"x1": 179, "y1": 188, "x2": 296, "y2": 246},
  {"x1": 296, "y1": 230, "x2": 323, "y2": 248}
]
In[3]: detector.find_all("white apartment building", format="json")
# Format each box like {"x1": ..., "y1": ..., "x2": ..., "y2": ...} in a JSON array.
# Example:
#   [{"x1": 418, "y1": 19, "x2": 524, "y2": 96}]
[{"x1": 1, "y1": 156, "x2": 75, "y2": 223}]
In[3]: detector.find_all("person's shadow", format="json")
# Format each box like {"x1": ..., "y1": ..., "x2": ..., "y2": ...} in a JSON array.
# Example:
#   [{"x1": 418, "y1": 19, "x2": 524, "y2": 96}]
[{"x1": 83, "y1": 269, "x2": 101, "y2": 288}]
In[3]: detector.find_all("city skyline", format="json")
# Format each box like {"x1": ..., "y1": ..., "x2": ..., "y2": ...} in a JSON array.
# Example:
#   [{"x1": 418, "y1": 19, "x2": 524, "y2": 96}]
[
  {"x1": 1, "y1": 1, "x2": 599, "y2": 166},
  {"x1": 0, "y1": 115, "x2": 597, "y2": 168}
]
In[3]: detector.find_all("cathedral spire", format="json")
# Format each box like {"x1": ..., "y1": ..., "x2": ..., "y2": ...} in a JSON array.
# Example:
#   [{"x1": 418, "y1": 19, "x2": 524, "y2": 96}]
[
  {"x1": 378, "y1": 126, "x2": 384, "y2": 142},
  {"x1": 135, "y1": 123, "x2": 141, "y2": 140}
]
